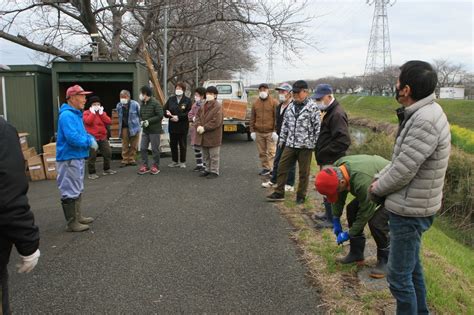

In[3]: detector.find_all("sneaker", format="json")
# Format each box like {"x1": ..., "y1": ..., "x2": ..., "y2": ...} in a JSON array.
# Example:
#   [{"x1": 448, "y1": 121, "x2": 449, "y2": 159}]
[
  {"x1": 150, "y1": 164, "x2": 160, "y2": 175},
  {"x1": 261, "y1": 181, "x2": 276, "y2": 188},
  {"x1": 266, "y1": 192, "x2": 285, "y2": 202},
  {"x1": 259, "y1": 169, "x2": 271, "y2": 176},
  {"x1": 103, "y1": 169, "x2": 117, "y2": 175},
  {"x1": 88, "y1": 174, "x2": 99, "y2": 180},
  {"x1": 137, "y1": 165, "x2": 150, "y2": 175},
  {"x1": 179, "y1": 163, "x2": 186, "y2": 168},
  {"x1": 312, "y1": 212, "x2": 327, "y2": 221},
  {"x1": 129, "y1": 162, "x2": 137, "y2": 166},
  {"x1": 119, "y1": 163, "x2": 128, "y2": 168},
  {"x1": 168, "y1": 162, "x2": 179, "y2": 168},
  {"x1": 314, "y1": 220, "x2": 333, "y2": 229},
  {"x1": 199, "y1": 171, "x2": 210, "y2": 177},
  {"x1": 285, "y1": 185, "x2": 295, "y2": 192},
  {"x1": 206, "y1": 172, "x2": 219, "y2": 179},
  {"x1": 296, "y1": 197, "x2": 306, "y2": 204},
  {"x1": 193, "y1": 166, "x2": 205, "y2": 172}
]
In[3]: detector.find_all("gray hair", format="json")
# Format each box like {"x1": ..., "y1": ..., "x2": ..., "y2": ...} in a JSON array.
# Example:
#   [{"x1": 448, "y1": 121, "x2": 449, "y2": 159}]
[{"x1": 120, "y1": 90, "x2": 131, "y2": 97}]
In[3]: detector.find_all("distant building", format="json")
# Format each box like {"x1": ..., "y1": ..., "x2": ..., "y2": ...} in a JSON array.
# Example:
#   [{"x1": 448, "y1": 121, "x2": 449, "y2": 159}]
[{"x1": 439, "y1": 87, "x2": 465, "y2": 99}]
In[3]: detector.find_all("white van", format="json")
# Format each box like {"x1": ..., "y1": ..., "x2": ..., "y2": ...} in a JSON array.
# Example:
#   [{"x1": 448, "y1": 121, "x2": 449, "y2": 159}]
[{"x1": 203, "y1": 80, "x2": 252, "y2": 140}]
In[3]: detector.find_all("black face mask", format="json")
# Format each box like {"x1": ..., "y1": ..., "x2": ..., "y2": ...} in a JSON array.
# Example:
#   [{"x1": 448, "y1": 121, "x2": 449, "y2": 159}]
[{"x1": 395, "y1": 84, "x2": 405, "y2": 102}]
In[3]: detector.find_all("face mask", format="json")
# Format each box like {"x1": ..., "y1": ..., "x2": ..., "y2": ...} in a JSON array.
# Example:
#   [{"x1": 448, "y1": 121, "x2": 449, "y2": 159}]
[
  {"x1": 176, "y1": 89, "x2": 183, "y2": 96},
  {"x1": 206, "y1": 94, "x2": 215, "y2": 102},
  {"x1": 139, "y1": 94, "x2": 145, "y2": 101},
  {"x1": 259, "y1": 91, "x2": 268, "y2": 99},
  {"x1": 195, "y1": 96, "x2": 201, "y2": 102},
  {"x1": 395, "y1": 86, "x2": 402, "y2": 102},
  {"x1": 278, "y1": 94, "x2": 286, "y2": 102},
  {"x1": 120, "y1": 98, "x2": 128, "y2": 105}
]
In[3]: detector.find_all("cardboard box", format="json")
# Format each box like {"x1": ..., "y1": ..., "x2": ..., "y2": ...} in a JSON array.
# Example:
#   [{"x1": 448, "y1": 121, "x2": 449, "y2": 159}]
[
  {"x1": 27, "y1": 155, "x2": 45, "y2": 181},
  {"x1": 43, "y1": 142, "x2": 57, "y2": 155},
  {"x1": 22, "y1": 147, "x2": 37, "y2": 161},
  {"x1": 222, "y1": 99, "x2": 248, "y2": 120},
  {"x1": 42, "y1": 153, "x2": 57, "y2": 180},
  {"x1": 18, "y1": 132, "x2": 29, "y2": 151}
]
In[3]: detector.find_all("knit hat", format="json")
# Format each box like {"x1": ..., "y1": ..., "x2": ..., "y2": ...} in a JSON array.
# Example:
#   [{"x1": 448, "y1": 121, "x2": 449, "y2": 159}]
[{"x1": 315, "y1": 168, "x2": 340, "y2": 203}]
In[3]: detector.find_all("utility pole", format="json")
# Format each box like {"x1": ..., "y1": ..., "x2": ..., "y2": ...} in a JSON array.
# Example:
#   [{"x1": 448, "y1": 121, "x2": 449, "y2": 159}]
[
  {"x1": 163, "y1": 5, "x2": 168, "y2": 100},
  {"x1": 265, "y1": 39, "x2": 274, "y2": 85},
  {"x1": 364, "y1": 0, "x2": 395, "y2": 76}
]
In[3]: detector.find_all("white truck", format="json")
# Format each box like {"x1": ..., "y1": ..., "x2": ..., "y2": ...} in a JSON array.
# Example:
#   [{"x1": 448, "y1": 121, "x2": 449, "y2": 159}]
[{"x1": 203, "y1": 80, "x2": 252, "y2": 140}]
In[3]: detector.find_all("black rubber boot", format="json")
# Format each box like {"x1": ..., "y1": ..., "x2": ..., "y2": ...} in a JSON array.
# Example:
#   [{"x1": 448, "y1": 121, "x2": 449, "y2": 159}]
[
  {"x1": 76, "y1": 195, "x2": 94, "y2": 224},
  {"x1": 337, "y1": 235, "x2": 366, "y2": 265},
  {"x1": 61, "y1": 198, "x2": 89, "y2": 232},
  {"x1": 370, "y1": 247, "x2": 389, "y2": 279}
]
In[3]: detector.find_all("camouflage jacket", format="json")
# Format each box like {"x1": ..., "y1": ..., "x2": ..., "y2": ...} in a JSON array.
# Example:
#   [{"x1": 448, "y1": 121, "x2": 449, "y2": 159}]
[{"x1": 279, "y1": 99, "x2": 321, "y2": 149}]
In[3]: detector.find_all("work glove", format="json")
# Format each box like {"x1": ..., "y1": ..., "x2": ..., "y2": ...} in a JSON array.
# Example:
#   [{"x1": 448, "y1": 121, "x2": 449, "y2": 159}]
[
  {"x1": 98, "y1": 106, "x2": 104, "y2": 115},
  {"x1": 141, "y1": 120, "x2": 149, "y2": 128},
  {"x1": 250, "y1": 132, "x2": 256, "y2": 141},
  {"x1": 197, "y1": 126, "x2": 205, "y2": 134},
  {"x1": 336, "y1": 231, "x2": 350, "y2": 245},
  {"x1": 171, "y1": 115, "x2": 179, "y2": 122},
  {"x1": 90, "y1": 107, "x2": 97, "y2": 114},
  {"x1": 332, "y1": 217, "x2": 343, "y2": 236},
  {"x1": 90, "y1": 138, "x2": 99, "y2": 151},
  {"x1": 17, "y1": 249, "x2": 40, "y2": 273},
  {"x1": 271, "y1": 132, "x2": 278, "y2": 142}
]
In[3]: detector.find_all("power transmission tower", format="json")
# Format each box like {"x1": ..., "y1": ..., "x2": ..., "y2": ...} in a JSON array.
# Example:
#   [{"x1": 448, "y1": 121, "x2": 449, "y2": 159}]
[
  {"x1": 265, "y1": 40, "x2": 274, "y2": 85},
  {"x1": 364, "y1": 0, "x2": 395, "y2": 75}
]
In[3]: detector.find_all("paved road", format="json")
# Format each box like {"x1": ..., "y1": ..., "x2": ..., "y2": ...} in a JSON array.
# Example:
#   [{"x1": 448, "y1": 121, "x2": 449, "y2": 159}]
[{"x1": 9, "y1": 134, "x2": 321, "y2": 313}]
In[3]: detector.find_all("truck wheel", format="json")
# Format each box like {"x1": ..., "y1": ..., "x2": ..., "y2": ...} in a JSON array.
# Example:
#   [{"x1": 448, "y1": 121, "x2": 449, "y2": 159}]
[{"x1": 247, "y1": 132, "x2": 253, "y2": 141}]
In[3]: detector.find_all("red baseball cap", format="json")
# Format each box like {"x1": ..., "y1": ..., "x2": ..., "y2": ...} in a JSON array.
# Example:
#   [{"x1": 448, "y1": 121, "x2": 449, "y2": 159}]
[
  {"x1": 66, "y1": 85, "x2": 92, "y2": 98},
  {"x1": 315, "y1": 168, "x2": 340, "y2": 203}
]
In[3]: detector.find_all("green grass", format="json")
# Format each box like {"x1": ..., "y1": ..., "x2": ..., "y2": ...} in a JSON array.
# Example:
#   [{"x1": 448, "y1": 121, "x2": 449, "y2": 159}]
[
  {"x1": 339, "y1": 95, "x2": 474, "y2": 130},
  {"x1": 423, "y1": 225, "x2": 474, "y2": 314}
]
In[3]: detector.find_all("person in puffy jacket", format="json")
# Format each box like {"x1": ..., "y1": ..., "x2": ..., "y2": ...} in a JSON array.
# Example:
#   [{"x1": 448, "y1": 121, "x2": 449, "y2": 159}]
[
  {"x1": 0, "y1": 117, "x2": 40, "y2": 315},
  {"x1": 369, "y1": 61, "x2": 451, "y2": 314},
  {"x1": 83, "y1": 96, "x2": 116, "y2": 180}
]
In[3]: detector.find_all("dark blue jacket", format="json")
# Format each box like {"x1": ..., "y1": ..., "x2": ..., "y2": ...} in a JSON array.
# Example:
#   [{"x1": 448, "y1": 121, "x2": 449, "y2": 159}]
[{"x1": 56, "y1": 103, "x2": 93, "y2": 161}]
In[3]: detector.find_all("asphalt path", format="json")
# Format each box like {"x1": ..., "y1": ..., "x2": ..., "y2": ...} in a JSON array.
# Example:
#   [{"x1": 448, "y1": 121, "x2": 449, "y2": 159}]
[{"x1": 8, "y1": 134, "x2": 321, "y2": 314}]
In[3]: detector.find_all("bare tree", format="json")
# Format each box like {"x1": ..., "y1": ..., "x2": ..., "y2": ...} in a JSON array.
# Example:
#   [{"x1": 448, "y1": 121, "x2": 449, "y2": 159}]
[{"x1": 433, "y1": 58, "x2": 466, "y2": 89}]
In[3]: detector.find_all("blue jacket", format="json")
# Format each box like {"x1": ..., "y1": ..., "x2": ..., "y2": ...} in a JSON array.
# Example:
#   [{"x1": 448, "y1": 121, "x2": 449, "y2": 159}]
[
  {"x1": 56, "y1": 103, "x2": 93, "y2": 162},
  {"x1": 116, "y1": 100, "x2": 141, "y2": 137}
]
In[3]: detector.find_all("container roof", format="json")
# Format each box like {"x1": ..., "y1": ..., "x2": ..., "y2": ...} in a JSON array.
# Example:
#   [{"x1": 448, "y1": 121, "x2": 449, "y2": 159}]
[{"x1": 0, "y1": 64, "x2": 51, "y2": 74}]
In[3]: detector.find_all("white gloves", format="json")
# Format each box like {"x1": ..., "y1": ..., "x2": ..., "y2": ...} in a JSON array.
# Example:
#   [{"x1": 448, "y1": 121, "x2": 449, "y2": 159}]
[
  {"x1": 17, "y1": 249, "x2": 40, "y2": 273},
  {"x1": 192, "y1": 116, "x2": 196, "y2": 123},
  {"x1": 141, "y1": 120, "x2": 149, "y2": 128},
  {"x1": 271, "y1": 132, "x2": 278, "y2": 142},
  {"x1": 166, "y1": 110, "x2": 172, "y2": 117},
  {"x1": 250, "y1": 132, "x2": 256, "y2": 141},
  {"x1": 197, "y1": 126, "x2": 205, "y2": 134},
  {"x1": 98, "y1": 106, "x2": 104, "y2": 115},
  {"x1": 91, "y1": 107, "x2": 96, "y2": 114},
  {"x1": 90, "y1": 138, "x2": 99, "y2": 151}
]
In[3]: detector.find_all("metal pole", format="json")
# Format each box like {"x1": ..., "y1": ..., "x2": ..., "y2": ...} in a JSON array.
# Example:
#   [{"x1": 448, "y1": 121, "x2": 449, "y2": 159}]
[
  {"x1": 163, "y1": 5, "x2": 168, "y2": 100},
  {"x1": 195, "y1": 41, "x2": 199, "y2": 88},
  {"x1": 1, "y1": 76, "x2": 7, "y2": 120}
]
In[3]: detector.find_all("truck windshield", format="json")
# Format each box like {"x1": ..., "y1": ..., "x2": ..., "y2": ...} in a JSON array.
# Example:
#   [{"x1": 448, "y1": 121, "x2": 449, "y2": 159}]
[{"x1": 216, "y1": 85, "x2": 232, "y2": 94}]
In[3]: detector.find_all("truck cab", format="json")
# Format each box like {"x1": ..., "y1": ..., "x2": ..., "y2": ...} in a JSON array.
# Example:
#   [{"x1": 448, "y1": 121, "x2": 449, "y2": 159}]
[{"x1": 203, "y1": 80, "x2": 252, "y2": 140}]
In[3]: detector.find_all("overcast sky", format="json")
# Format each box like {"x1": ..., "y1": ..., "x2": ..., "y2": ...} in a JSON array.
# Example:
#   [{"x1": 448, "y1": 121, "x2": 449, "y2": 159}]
[{"x1": 1, "y1": 0, "x2": 472, "y2": 85}]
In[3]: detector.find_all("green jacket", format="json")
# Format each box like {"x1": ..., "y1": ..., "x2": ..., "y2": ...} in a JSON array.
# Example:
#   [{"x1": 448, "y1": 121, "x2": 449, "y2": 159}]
[
  {"x1": 332, "y1": 155, "x2": 390, "y2": 236},
  {"x1": 140, "y1": 97, "x2": 163, "y2": 134}
]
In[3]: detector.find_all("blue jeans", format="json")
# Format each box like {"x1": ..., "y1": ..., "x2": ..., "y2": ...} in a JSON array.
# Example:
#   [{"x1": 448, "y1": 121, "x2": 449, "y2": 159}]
[
  {"x1": 388, "y1": 212, "x2": 434, "y2": 315},
  {"x1": 271, "y1": 144, "x2": 296, "y2": 185}
]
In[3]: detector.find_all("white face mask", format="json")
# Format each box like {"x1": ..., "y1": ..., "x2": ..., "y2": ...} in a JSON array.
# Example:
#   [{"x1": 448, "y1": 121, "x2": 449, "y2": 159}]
[
  {"x1": 278, "y1": 94, "x2": 286, "y2": 102},
  {"x1": 176, "y1": 89, "x2": 183, "y2": 96},
  {"x1": 259, "y1": 91, "x2": 268, "y2": 99},
  {"x1": 195, "y1": 95, "x2": 201, "y2": 102},
  {"x1": 206, "y1": 94, "x2": 215, "y2": 102},
  {"x1": 120, "y1": 98, "x2": 128, "y2": 104},
  {"x1": 139, "y1": 94, "x2": 145, "y2": 101}
]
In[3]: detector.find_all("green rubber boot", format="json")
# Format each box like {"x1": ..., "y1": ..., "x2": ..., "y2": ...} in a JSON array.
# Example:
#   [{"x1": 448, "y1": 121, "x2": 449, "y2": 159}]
[
  {"x1": 76, "y1": 195, "x2": 94, "y2": 224},
  {"x1": 61, "y1": 198, "x2": 89, "y2": 232}
]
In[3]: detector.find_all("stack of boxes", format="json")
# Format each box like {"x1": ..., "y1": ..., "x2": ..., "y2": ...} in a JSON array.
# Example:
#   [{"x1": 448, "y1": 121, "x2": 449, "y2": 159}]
[
  {"x1": 18, "y1": 132, "x2": 57, "y2": 182},
  {"x1": 111, "y1": 109, "x2": 119, "y2": 138}
]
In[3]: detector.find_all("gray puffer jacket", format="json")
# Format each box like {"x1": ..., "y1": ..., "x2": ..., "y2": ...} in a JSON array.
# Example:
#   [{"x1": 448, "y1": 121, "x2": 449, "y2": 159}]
[
  {"x1": 279, "y1": 99, "x2": 321, "y2": 149},
  {"x1": 373, "y1": 93, "x2": 451, "y2": 217}
]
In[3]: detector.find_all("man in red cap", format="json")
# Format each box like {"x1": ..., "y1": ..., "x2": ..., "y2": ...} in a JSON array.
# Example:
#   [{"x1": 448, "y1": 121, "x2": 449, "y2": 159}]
[
  {"x1": 315, "y1": 154, "x2": 390, "y2": 279},
  {"x1": 56, "y1": 85, "x2": 98, "y2": 232}
]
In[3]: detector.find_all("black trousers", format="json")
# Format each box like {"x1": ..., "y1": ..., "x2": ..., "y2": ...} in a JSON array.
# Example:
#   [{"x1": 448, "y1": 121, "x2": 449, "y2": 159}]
[
  {"x1": 346, "y1": 199, "x2": 390, "y2": 249},
  {"x1": 170, "y1": 133, "x2": 187, "y2": 163},
  {"x1": 0, "y1": 244, "x2": 12, "y2": 315}
]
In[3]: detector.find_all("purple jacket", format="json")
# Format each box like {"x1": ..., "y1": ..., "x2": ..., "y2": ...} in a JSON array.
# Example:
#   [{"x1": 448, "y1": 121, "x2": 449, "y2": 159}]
[{"x1": 188, "y1": 101, "x2": 203, "y2": 145}]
